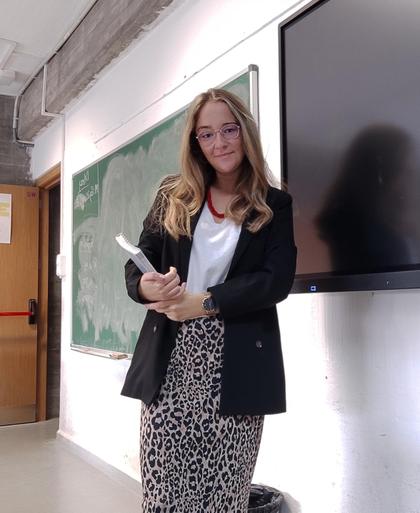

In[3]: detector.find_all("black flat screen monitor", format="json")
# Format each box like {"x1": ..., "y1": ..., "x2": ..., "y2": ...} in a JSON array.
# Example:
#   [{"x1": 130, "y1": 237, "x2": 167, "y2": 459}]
[{"x1": 280, "y1": 0, "x2": 420, "y2": 293}]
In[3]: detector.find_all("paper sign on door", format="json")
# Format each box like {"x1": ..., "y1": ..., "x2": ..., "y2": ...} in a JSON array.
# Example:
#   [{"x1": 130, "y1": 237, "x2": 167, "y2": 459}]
[{"x1": 0, "y1": 193, "x2": 12, "y2": 244}]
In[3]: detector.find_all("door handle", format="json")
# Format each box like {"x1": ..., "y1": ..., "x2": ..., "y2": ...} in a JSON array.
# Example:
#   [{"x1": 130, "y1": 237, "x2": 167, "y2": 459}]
[
  {"x1": 0, "y1": 299, "x2": 37, "y2": 324},
  {"x1": 28, "y1": 299, "x2": 37, "y2": 325}
]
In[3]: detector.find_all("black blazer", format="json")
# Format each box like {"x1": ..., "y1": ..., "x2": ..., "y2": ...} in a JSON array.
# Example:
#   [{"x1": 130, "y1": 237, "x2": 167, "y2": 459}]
[{"x1": 121, "y1": 186, "x2": 297, "y2": 415}]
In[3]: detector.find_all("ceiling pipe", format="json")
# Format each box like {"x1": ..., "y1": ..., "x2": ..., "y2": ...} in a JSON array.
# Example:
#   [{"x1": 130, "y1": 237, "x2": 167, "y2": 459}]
[
  {"x1": 13, "y1": 62, "x2": 63, "y2": 146},
  {"x1": 11, "y1": 1, "x2": 98, "y2": 146},
  {"x1": 15, "y1": 1, "x2": 97, "y2": 99},
  {"x1": 41, "y1": 63, "x2": 62, "y2": 118},
  {"x1": 12, "y1": 95, "x2": 34, "y2": 146}
]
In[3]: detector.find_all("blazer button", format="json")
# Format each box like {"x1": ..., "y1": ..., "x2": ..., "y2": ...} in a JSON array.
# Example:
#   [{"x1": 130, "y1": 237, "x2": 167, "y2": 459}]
[
  {"x1": 153, "y1": 325, "x2": 157, "y2": 333},
  {"x1": 255, "y1": 340, "x2": 263, "y2": 349}
]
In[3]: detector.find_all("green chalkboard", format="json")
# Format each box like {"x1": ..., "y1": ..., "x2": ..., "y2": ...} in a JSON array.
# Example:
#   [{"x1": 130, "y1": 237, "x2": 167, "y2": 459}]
[{"x1": 72, "y1": 66, "x2": 258, "y2": 355}]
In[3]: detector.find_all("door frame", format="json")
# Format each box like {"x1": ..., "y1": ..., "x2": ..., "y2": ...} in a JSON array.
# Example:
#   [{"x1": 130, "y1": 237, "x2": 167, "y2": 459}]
[{"x1": 36, "y1": 163, "x2": 61, "y2": 421}]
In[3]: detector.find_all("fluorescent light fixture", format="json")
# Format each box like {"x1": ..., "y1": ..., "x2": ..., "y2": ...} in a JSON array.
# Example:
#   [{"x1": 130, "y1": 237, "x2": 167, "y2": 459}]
[
  {"x1": 0, "y1": 38, "x2": 16, "y2": 68},
  {"x1": 0, "y1": 69, "x2": 16, "y2": 85}
]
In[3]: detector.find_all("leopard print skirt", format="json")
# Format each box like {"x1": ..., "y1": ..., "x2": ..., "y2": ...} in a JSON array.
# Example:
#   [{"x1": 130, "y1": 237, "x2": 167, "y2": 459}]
[{"x1": 139, "y1": 315, "x2": 264, "y2": 513}]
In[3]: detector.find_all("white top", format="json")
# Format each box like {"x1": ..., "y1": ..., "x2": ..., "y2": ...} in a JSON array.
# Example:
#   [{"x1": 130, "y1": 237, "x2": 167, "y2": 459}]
[{"x1": 186, "y1": 202, "x2": 241, "y2": 293}]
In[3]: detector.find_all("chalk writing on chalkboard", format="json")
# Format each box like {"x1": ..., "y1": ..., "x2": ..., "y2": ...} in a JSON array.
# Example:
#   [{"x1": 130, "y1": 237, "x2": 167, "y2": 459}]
[{"x1": 74, "y1": 166, "x2": 99, "y2": 222}]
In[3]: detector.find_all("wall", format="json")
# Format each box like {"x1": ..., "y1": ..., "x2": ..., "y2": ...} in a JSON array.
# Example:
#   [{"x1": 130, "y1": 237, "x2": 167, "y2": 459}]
[
  {"x1": 30, "y1": 0, "x2": 420, "y2": 511},
  {"x1": 0, "y1": 95, "x2": 31, "y2": 184}
]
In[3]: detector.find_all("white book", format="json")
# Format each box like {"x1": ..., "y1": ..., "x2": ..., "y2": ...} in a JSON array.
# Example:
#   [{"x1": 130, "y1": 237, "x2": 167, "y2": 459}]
[{"x1": 115, "y1": 233, "x2": 156, "y2": 273}]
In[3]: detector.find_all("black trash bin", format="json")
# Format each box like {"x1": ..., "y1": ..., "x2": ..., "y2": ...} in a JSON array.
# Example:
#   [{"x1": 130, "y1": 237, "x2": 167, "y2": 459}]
[{"x1": 248, "y1": 484, "x2": 284, "y2": 512}]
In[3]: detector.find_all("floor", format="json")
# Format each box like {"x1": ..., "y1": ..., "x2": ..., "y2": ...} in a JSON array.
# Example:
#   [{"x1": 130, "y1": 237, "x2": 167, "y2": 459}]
[{"x1": 0, "y1": 419, "x2": 141, "y2": 513}]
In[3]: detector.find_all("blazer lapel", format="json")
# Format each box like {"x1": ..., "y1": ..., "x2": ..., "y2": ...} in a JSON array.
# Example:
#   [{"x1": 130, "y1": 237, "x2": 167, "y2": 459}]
[
  {"x1": 226, "y1": 223, "x2": 253, "y2": 278},
  {"x1": 228, "y1": 190, "x2": 276, "y2": 276},
  {"x1": 226, "y1": 203, "x2": 261, "y2": 277},
  {"x1": 178, "y1": 204, "x2": 204, "y2": 282}
]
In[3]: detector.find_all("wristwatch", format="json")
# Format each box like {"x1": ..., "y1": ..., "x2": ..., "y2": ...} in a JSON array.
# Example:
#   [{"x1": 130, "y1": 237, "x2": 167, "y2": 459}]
[{"x1": 202, "y1": 294, "x2": 217, "y2": 315}]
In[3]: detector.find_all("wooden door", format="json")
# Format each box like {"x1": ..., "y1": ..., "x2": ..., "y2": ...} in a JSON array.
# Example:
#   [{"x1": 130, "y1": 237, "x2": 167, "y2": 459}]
[{"x1": 0, "y1": 184, "x2": 39, "y2": 425}]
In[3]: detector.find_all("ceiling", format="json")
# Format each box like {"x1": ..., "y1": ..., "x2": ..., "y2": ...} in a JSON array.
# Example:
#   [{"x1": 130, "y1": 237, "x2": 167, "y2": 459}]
[{"x1": 0, "y1": 0, "x2": 98, "y2": 96}]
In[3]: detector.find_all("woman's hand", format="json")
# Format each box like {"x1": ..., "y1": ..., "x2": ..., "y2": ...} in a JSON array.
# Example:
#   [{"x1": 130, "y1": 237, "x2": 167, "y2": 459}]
[
  {"x1": 138, "y1": 267, "x2": 185, "y2": 302},
  {"x1": 145, "y1": 291, "x2": 206, "y2": 322}
]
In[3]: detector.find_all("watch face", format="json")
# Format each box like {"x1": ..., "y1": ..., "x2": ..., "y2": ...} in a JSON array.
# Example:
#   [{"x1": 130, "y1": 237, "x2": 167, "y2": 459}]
[{"x1": 203, "y1": 296, "x2": 215, "y2": 312}]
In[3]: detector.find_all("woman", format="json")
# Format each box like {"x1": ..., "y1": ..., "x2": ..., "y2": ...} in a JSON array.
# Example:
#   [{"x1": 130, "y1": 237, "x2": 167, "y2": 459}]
[{"x1": 122, "y1": 88, "x2": 297, "y2": 512}]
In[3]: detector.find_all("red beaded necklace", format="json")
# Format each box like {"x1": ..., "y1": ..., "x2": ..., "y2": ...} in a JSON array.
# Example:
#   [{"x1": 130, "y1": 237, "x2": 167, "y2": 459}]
[{"x1": 207, "y1": 188, "x2": 225, "y2": 219}]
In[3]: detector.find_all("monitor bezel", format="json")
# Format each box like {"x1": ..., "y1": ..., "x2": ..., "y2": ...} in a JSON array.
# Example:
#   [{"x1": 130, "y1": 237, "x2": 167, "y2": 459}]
[{"x1": 279, "y1": 0, "x2": 420, "y2": 294}]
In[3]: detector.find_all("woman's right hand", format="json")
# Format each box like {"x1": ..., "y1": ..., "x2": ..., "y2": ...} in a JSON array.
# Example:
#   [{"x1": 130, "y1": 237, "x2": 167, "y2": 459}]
[{"x1": 138, "y1": 266, "x2": 185, "y2": 302}]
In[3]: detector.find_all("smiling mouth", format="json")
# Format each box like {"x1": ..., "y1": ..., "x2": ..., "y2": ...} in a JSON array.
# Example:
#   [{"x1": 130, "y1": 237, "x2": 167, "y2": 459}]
[{"x1": 215, "y1": 152, "x2": 233, "y2": 157}]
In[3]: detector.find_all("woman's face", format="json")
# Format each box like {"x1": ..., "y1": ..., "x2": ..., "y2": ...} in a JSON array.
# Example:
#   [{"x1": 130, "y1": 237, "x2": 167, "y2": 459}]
[{"x1": 195, "y1": 100, "x2": 245, "y2": 181}]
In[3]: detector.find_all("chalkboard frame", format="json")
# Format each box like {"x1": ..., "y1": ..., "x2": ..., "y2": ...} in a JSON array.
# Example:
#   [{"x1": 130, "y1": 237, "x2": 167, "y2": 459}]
[{"x1": 71, "y1": 65, "x2": 259, "y2": 358}]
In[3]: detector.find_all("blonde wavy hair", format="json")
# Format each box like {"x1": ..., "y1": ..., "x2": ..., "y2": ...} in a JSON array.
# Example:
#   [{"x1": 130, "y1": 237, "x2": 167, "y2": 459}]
[{"x1": 151, "y1": 88, "x2": 275, "y2": 240}]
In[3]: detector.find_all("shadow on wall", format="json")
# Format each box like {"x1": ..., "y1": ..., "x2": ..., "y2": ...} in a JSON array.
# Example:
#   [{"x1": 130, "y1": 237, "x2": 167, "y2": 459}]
[
  {"x1": 316, "y1": 124, "x2": 416, "y2": 274},
  {"x1": 281, "y1": 492, "x2": 302, "y2": 513}
]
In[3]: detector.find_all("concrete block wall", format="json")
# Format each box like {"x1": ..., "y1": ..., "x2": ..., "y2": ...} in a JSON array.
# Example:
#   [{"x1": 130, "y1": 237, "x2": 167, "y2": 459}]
[
  {"x1": 18, "y1": 0, "x2": 177, "y2": 141},
  {"x1": 0, "y1": 95, "x2": 31, "y2": 184}
]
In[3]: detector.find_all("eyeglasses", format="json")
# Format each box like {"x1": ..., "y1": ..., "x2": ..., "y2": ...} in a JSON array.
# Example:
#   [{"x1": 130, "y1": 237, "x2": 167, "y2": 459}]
[{"x1": 195, "y1": 123, "x2": 241, "y2": 146}]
